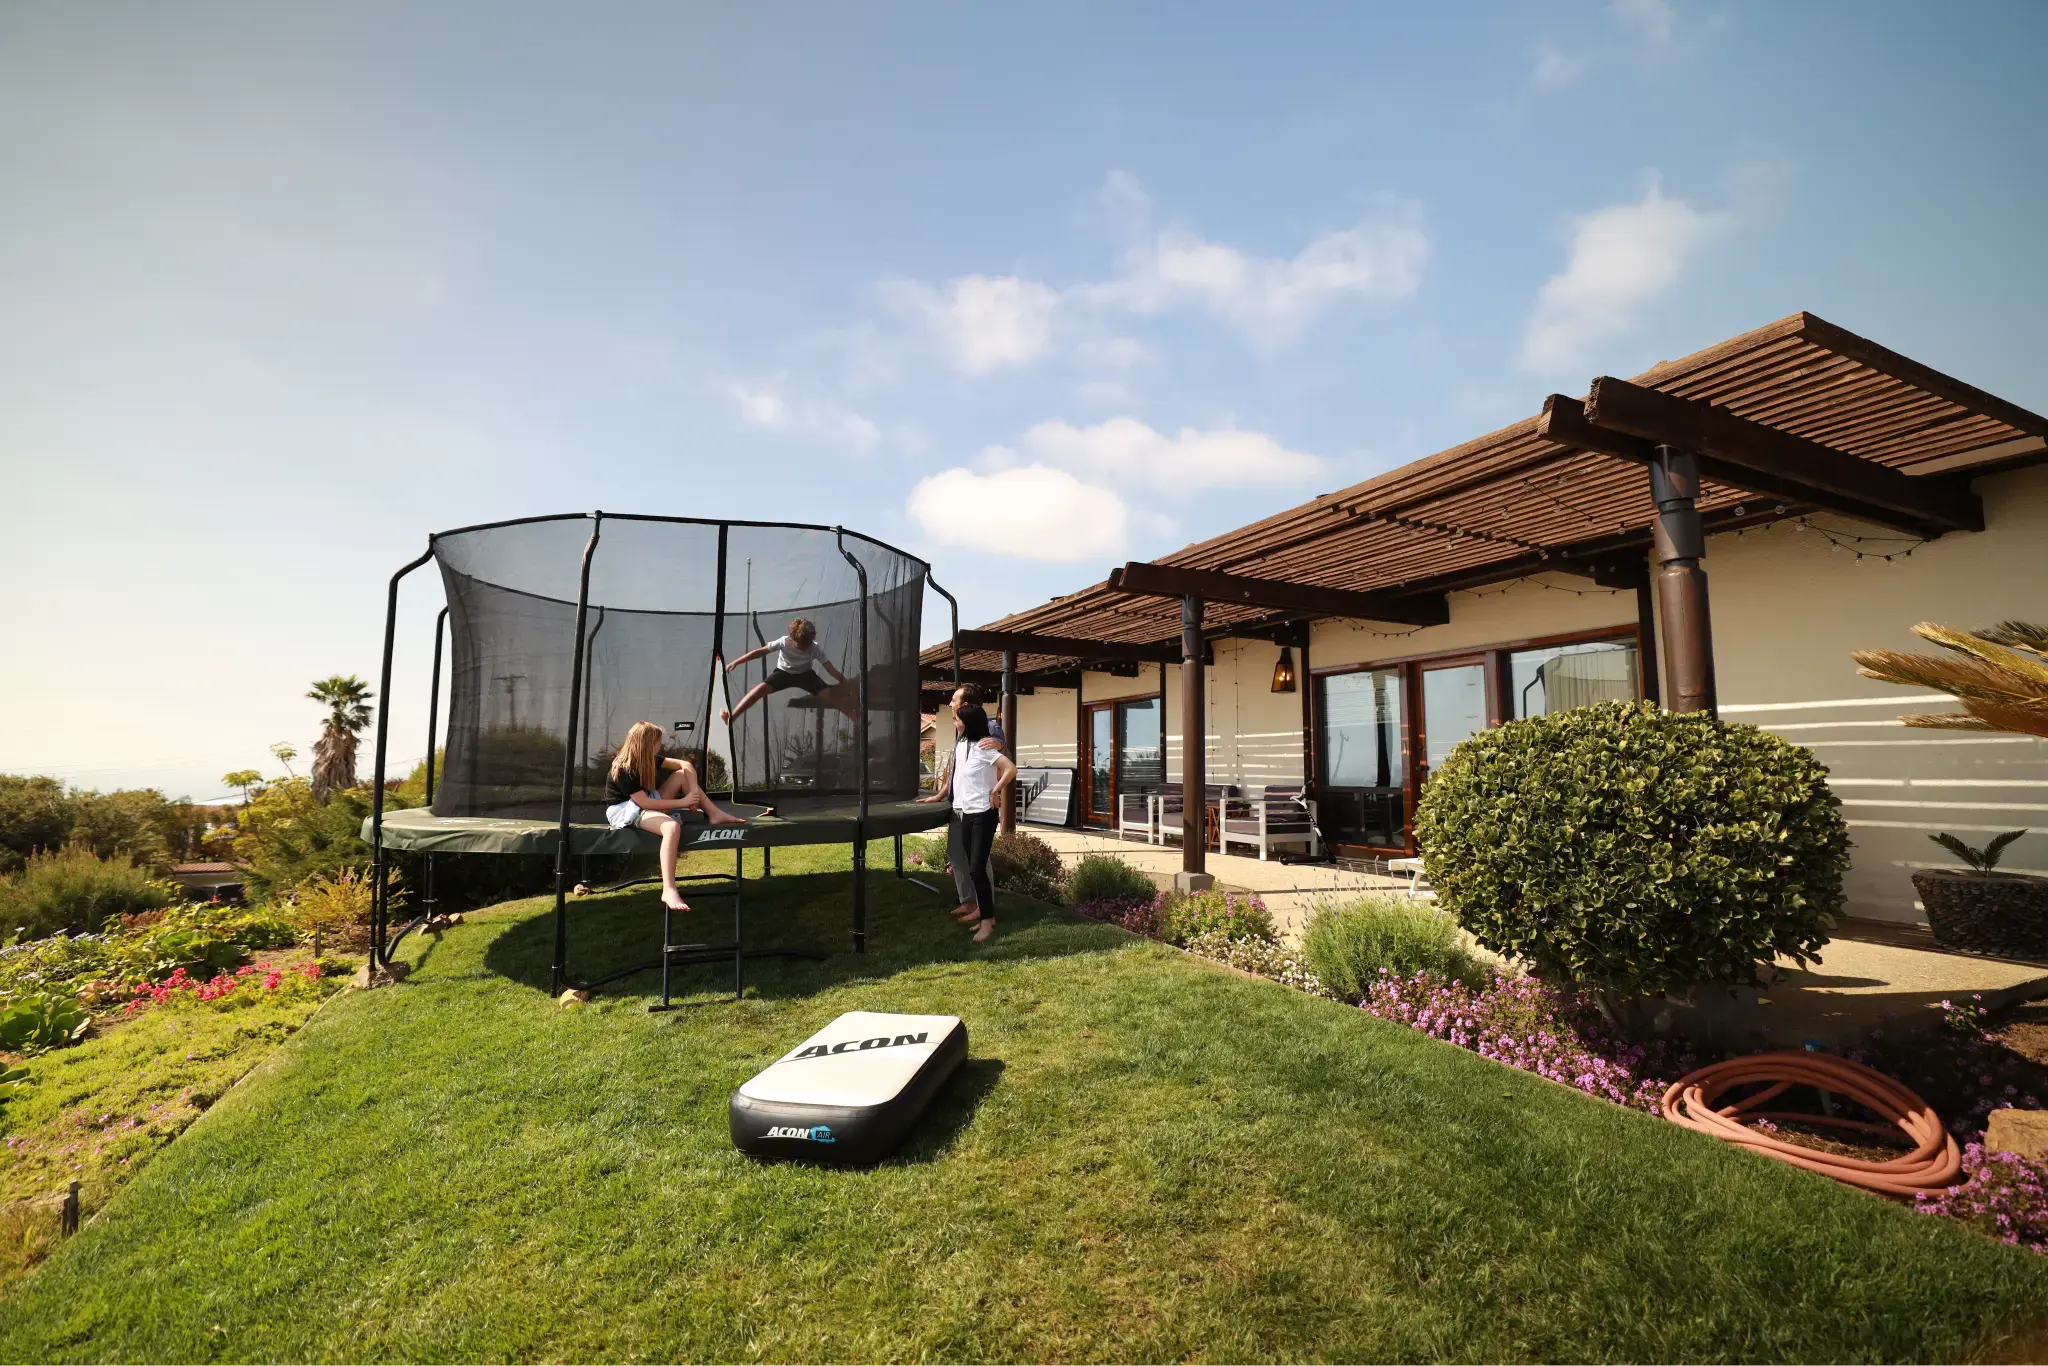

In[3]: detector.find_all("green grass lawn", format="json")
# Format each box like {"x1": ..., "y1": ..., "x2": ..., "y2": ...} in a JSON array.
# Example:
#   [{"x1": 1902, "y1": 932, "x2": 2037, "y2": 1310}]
[{"x1": 2, "y1": 840, "x2": 2045, "y2": 1363}]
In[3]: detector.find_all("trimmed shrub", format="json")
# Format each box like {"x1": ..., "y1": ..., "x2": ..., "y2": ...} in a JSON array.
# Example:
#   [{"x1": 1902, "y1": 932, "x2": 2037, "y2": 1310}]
[
  {"x1": 1065, "y1": 855, "x2": 1156, "y2": 907},
  {"x1": 1156, "y1": 889, "x2": 1276, "y2": 946},
  {"x1": 0, "y1": 846, "x2": 179, "y2": 940},
  {"x1": 1414, "y1": 699, "x2": 1849, "y2": 996},
  {"x1": 991, "y1": 830, "x2": 1065, "y2": 905},
  {"x1": 1300, "y1": 894, "x2": 1487, "y2": 1001}
]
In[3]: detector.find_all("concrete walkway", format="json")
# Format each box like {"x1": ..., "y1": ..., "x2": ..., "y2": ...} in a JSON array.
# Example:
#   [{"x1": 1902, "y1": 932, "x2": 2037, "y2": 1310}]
[{"x1": 1026, "y1": 824, "x2": 2048, "y2": 1047}]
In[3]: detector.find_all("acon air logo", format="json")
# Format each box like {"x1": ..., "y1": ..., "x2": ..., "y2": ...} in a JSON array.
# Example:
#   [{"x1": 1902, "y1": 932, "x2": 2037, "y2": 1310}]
[
  {"x1": 764, "y1": 1124, "x2": 835, "y2": 1143},
  {"x1": 691, "y1": 828, "x2": 748, "y2": 844}
]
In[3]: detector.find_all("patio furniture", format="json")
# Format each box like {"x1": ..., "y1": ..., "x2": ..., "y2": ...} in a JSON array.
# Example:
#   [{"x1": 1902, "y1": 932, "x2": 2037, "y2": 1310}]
[
  {"x1": 1118, "y1": 786, "x2": 1161, "y2": 843},
  {"x1": 1156, "y1": 784, "x2": 1239, "y2": 848},
  {"x1": 1388, "y1": 856, "x2": 1434, "y2": 899},
  {"x1": 1219, "y1": 785, "x2": 1321, "y2": 861}
]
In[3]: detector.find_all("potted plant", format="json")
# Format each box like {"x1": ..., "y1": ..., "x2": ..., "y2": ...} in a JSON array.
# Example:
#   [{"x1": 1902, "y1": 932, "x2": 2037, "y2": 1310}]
[{"x1": 1913, "y1": 830, "x2": 2048, "y2": 958}]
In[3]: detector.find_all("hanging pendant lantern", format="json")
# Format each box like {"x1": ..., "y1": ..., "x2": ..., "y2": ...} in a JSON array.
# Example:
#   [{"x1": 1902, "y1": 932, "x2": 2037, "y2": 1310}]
[{"x1": 1271, "y1": 645, "x2": 1297, "y2": 694}]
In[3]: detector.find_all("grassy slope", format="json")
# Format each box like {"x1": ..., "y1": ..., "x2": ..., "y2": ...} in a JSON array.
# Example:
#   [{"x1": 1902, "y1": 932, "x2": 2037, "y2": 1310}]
[{"x1": 2, "y1": 841, "x2": 2044, "y2": 1363}]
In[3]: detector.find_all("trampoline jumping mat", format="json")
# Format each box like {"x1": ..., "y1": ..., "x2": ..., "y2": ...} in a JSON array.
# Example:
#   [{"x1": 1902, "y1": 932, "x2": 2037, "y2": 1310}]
[{"x1": 730, "y1": 1011, "x2": 967, "y2": 1164}]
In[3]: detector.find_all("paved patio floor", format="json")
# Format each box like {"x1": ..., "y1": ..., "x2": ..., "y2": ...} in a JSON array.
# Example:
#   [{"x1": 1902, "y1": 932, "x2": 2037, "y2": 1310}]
[{"x1": 1025, "y1": 823, "x2": 2048, "y2": 1048}]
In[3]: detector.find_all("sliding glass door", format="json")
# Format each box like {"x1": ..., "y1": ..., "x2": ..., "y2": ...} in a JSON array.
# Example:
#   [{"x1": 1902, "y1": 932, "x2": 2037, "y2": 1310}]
[
  {"x1": 1317, "y1": 668, "x2": 1406, "y2": 849},
  {"x1": 1080, "y1": 696, "x2": 1163, "y2": 828}
]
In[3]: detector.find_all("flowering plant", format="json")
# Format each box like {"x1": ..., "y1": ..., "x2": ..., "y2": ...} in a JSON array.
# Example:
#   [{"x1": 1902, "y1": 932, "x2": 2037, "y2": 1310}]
[
  {"x1": 113, "y1": 961, "x2": 323, "y2": 1016},
  {"x1": 1156, "y1": 889, "x2": 1277, "y2": 946},
  {"x1": 1917, "y1": 1144, "x2": 2048, "y2": 1252}
]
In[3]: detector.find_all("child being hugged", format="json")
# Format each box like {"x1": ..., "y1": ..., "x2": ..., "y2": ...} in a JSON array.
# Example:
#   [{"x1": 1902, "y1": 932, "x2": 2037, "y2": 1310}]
[
  {"x1": 722, "y1": 617, "x2": 854, "y2": 724},
  {"x1": 604, "y1": 720, "x2": 747, "y2": 913}
]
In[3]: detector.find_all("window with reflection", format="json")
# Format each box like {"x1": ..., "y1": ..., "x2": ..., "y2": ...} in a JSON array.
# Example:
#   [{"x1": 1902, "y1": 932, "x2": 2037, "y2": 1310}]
[
  {"x1": 1318, "y1": 668, "x2": 1406, "y2": 848},
  {"x1": 1508, "y1": 639, "x2": 1640, "y2": 718}
]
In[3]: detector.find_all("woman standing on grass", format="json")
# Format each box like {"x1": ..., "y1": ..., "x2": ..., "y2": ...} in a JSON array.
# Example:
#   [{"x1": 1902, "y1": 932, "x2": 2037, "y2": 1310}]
[
  {"x1": 604, "y1": 721, "x2": 748, "y2": 913},
  {"x1": 917, "y1": 701, "x2": 1014, "y2": 944}
]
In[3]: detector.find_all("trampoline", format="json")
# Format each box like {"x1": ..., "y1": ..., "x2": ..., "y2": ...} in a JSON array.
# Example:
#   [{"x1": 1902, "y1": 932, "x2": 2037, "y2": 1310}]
[{"x1": 361, "y1": 512, "x2": 963, "y2": 1006}]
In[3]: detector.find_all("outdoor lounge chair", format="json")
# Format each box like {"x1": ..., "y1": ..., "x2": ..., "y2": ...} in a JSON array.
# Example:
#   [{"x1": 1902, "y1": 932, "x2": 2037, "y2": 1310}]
[
  {"x1": 1155, "y1": 784, "x2": 1240, "y2": 846},
  {"x1": 1118, "y1": 786, "x2": 1160, "y2": 843},
  {"x1": 1219, "y1": 784, "x2": 1320, "y2": 861}
]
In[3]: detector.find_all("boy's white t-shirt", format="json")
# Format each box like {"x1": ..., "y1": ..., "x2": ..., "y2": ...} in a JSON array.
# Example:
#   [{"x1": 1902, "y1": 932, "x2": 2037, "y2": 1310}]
[
  {"x1": 950, "y1": 739, "x2": 1003, "y2": 814},
  {"x1": 770, "y1": 634, "x2": 824, "y2": 673}
]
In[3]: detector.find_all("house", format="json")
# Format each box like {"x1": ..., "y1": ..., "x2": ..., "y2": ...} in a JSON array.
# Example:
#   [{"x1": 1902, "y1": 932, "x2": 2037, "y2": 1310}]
[
  {"x1": 169, "y1": 861, "x2": 247, "y2": 904},
  {"x1": 919, "y1": 312, "x2": 2048, "y2": 925}
]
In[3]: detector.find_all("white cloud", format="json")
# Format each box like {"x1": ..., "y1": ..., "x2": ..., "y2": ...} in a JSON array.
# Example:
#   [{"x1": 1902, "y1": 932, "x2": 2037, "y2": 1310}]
[
  {"x1": 1610, "y1": 0, "x2": 1677, "y2": 48},
  {"x1": 1531, "y1": 40, "x2": 1588, "y2": 92},
  {"x1": 906, "y1": 464, "x2": 1127, "y2": 562},
  {"x1": 1093, "y1": 206, "x2": 1429, "y2": 347},
  {"x1": 1517, "y1": 182, "x2": 1726, "y2": 376},
  {"x1": 881, "y1": 274, "x2": 1058, "y2": 374},
  {"x1": 1012, "y1": 417, "x2": 1323, "y2": 490},
  {"x1": 722, "y1": 376, "x2": 881, "y2": 452}
]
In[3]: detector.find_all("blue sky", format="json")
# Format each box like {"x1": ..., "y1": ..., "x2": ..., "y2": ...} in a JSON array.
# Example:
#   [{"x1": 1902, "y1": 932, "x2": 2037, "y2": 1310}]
[{"x1": 4, "y1": 0, "x2": 2045, "y2": 802}]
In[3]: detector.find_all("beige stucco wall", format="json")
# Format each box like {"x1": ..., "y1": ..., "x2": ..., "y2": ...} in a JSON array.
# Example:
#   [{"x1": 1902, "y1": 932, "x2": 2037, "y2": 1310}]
[{"x1": 1698, "y1": 462, "x2": 2048, "y2": 923}]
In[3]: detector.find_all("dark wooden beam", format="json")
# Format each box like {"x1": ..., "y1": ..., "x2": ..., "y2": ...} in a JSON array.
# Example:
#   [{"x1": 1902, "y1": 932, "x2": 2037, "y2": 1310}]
[
  {"x1": 953, "y1": 628, "x2": 1181, "y2": 665},
  {"x1": 1580, "y1": 379, "x2": 1983, "y2": 534},
  {"x1": 1540, "y1": 394, "x2": 1967, "y2": 537},
  {"x1": 1110, "y1": 561, "x2": 1449, "y2": 628}
]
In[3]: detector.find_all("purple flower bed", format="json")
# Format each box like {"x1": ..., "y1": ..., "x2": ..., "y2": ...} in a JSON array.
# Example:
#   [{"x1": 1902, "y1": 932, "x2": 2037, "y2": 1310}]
[
  {"x1": 1358, "y1": 967, "x2": 1694, "y2": 1112},
  {"x1": 1916, "y1": 1143, "x2": 2048, "y2": 1252},
  {"x1": 1072, "y1": 896, "x2": 1160, "y2": 939}
]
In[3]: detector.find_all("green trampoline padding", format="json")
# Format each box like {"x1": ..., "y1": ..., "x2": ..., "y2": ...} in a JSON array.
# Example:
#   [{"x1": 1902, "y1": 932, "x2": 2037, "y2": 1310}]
[{"x1": 363, "y1": 799, "x2": 949, "y2": 857}]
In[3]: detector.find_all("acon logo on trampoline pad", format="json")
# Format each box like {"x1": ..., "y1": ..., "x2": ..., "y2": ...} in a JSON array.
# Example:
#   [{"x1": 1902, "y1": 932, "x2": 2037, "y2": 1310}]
[
  {"x1": 692, "y1": 828, "x2": 748, "y2": 844},
  {"x1": 763, "y1": 1124, "x2": 835, "y2": 1143},
  {"x1": 787, "y1": 1032, "x2": 928, "y2": 1061}
]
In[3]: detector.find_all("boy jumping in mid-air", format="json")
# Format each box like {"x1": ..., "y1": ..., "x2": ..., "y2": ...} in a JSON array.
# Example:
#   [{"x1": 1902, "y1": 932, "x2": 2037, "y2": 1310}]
[{"x1": 722, "y1": 617, "x2": 855, "y2": 725}]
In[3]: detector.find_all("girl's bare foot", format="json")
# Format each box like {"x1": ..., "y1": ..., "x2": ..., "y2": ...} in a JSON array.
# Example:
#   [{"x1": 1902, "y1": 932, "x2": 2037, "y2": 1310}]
[
  {"x1": 661, "y1": 888, "x2": 690, "y2": 913},
  {"x1": 708, "y1": 808, "x2": 748, "y2": 826},
  {"x1": 970, "y1": 918, "x2": 996, "y2": 944},
  {"x1": 951, "y1": 902, "x2": 979, "y2": 922}
]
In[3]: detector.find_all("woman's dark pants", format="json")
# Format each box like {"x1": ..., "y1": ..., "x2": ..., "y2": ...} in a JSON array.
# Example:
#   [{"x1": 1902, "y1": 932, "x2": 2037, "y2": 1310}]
[{"x1": 951, "y1": 808, "x2": 1000, "y2": 919}]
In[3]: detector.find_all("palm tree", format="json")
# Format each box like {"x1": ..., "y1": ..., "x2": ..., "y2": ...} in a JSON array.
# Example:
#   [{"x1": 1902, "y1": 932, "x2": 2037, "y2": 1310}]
[
  {"x1": 307, "y1": 675, "x2": 375, "y2": 801},
  {"x1": 1853, "y1": 621, "x2": 2048, "y2": 740}
]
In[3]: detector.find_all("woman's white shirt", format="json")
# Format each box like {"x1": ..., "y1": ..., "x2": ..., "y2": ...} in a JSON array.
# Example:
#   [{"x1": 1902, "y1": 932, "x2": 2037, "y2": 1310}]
[{"x1": 951, "y1": 738, "x2": 1002, "y2": 814}]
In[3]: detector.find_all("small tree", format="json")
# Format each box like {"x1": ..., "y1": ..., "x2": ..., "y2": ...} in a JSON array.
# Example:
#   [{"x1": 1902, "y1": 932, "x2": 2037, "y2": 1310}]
[
  {"x1": 222, "y1": 770, "x2": 263, "y2": 805},
  {"x1": 1854, "y1": 621, "x2": 2048, "y2": 739},
  {"x1": 287, "y1": 866, "x2": 390, "y2": 957},
  {"x1": 270, "y1": 743, "x2": 299, "y2": 778},
  {"x1": 1415, "y1": 700, "x2": 1850, "y2": 1002}
]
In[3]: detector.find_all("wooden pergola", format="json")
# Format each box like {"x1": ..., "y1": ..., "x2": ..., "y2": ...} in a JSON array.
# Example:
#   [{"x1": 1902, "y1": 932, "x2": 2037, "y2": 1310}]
[{"x1": 920, "y1": 312, "x2": 2048, "y2": 883}]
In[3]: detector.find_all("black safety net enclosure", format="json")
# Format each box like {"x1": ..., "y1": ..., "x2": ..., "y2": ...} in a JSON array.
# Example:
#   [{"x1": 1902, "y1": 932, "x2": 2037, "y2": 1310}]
[
  {"x1": 363, "y1": 512, "x2": 960, "y2": 1005},
  {"x1": 432, "y1": 516, "x2": 925, "y2": 818}
]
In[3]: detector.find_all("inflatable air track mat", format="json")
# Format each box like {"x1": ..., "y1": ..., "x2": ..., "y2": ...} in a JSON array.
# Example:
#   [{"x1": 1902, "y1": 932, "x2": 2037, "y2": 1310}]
[{"x1": 730, "y1": 1011, "x2": 967, "y2": 1164}]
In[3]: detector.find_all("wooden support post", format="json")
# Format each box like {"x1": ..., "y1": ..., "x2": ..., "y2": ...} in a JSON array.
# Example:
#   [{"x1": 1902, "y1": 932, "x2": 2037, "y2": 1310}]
[
  {"x1": 1650, "y1": 446, "x2": 1716, "y2": 716},
  {"x1": 1000, "y1": 649, "x2": 1018, "y2": 835},
  {"x1": 1177, "y1": 595, "x2": 1213, "y2": 890}
]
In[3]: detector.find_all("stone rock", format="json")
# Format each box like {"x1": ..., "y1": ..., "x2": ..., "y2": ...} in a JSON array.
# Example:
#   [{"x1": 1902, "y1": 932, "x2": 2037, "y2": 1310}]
[
  {"x1": 348, "y1": 960, "x2": 414, "y2": 991},
  {"x1": 447, "y1": 912, "x2": 465, "y2": 925},
  {"x1": 558, "y1": 988, "x2": 591, "y2": 1007},
  {"x1": 1985, "y1": 1108, "x2": 2048, "y2": 1159}
]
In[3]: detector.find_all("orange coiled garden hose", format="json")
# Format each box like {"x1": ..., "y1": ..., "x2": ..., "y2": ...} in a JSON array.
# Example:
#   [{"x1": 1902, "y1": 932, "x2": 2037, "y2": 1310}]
[{"x1": 1660, "y1": 1051, "x2": 1963, "y2": 1198}]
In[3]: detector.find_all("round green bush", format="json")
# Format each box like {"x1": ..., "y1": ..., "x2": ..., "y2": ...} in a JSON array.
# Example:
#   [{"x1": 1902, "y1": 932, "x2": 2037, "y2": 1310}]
[
  {"x1": 1413, "y1": 700, "x2": 1849, "y2": 996},
  {"x1": 1064, "y1": 854, "x2": 1157, "y2": 907}
]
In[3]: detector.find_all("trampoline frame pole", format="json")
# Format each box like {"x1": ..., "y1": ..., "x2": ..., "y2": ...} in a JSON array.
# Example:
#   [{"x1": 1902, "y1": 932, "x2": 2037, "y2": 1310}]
[
  {"x1": 924, "y1": 569, "x2": 962, "y2": 686},
  {"x1": 575, "y1": 607, "x2": 606, "y2": 887},
  {"x1": 701, "y1": 525, "x2": 727, "y2": 788},
  {"x1": 422, "y1": 606, "x2": 447, "y2": 922},
  {"x1": 551, "y1": 513, "x2": 603, "y2": 997},
  {"x1": 837, "y1": 529, "x2": 871, "y2": 954},
  {"x1": 371, "y1": 546, "x2": 435, "y2": 968}
]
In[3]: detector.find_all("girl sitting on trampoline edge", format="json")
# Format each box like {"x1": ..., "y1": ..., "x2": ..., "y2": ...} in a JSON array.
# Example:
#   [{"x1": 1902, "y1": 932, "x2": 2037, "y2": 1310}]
[
  {"x1": 604, "y1": 721, "x2": 748, "y2": 913},
  {"x1": 720, "y1": 617, "x2": 855, "y2": 725}
]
